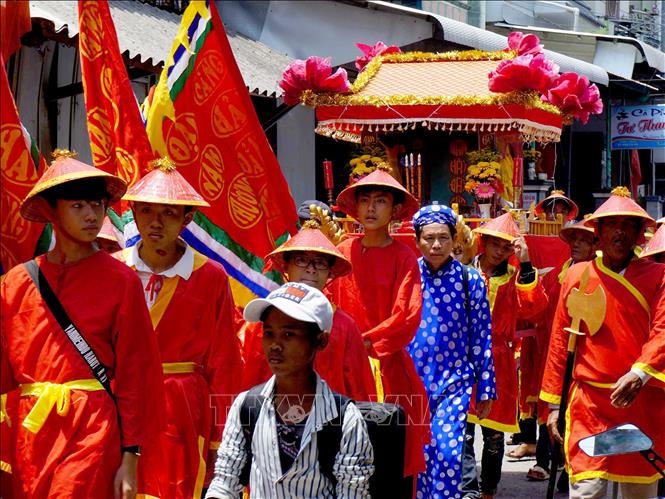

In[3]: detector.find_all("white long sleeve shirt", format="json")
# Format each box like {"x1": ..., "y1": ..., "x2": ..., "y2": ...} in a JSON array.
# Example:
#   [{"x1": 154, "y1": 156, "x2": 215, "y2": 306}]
[{"x1": 206, "y1": 375, "x2": 374, "y2": 499}]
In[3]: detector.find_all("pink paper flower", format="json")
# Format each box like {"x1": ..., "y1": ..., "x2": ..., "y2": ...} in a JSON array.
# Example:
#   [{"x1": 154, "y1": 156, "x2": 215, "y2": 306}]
[
  {"x1": 355, "y1": 41, "x2": 401, "y2": 71},
  {"x1": 507, "y1": 32, "x2": 544, "y2": 56},
  {"x1": 542, "y1": 73, "x2": 603, "y2": 124},
  {"x1": 474, "y1": 182, "x2": 496, "y2": 200},
  {"x1": 279, "y1": 56, "x2": 350, "y2": 105},
  {"x1": 488, "y1": 54, "x2": 559, "y2": 93}
]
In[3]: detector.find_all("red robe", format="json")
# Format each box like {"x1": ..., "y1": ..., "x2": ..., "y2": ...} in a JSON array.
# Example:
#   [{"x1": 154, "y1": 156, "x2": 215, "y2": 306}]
[
  {"x1": 468, "y1": 261, "x2": 547, "y2": 433},
  {"x1": 520, "y1": 259, "x2": 571, "y2": 422},
  {"x1": 329, "y1": 237, "x2": 429, "y2": 477},
  {"x1": 540, "y1": 257, "x2": 665, "y2": 484},
  {"x1": 115, "y1": 247, "x2": 242, "y2": 498},
  {"x1": 240, "y1": 307, "x2": 377, "y2": 400},
  {"x1": 0, "y1": 252, "x2": 164, "y2": 498}
]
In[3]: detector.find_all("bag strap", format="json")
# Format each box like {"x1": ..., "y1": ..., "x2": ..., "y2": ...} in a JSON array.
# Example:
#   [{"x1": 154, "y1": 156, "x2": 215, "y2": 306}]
[
  {"x1": 239, "y1": 383, "x2": 266, "y2": 487},
  {"x1": 23, "y1": 260, "x2": 113, "y2": 397},
  {"x1": 317, "y1": 392, "x2": 351, "y2": 488}
]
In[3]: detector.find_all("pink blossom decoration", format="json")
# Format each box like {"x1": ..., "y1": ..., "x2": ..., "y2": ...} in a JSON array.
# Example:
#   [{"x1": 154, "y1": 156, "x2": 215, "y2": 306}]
[
  {"x1": 488, "y1": 54, "x2": 560, "y2": 93},
  {"x1": 355, "y1": 41, "x2": 401, "y2": 71},
  {"x1": 279, "y1": 56, "x2": 351, "y2": 105},
  {"x1": 474, "y1": 182, "x2": 496, "y2": 200},
  {"x1": 507, "y1": 32, "x2": 544, "y2": 56},
  {"x1": 542, "y1": 73, "x2": 603, "y2": 124}
]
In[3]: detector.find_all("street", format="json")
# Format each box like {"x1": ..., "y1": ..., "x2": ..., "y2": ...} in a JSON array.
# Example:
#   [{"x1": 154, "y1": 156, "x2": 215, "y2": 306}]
[{"x1": 470, "y1": 425, "x2": 567, "y2": 498}]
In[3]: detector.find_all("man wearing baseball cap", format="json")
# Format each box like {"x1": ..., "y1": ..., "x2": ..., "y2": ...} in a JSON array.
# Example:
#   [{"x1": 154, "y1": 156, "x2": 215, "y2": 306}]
[
  {"x1": 1, "y1": 150, "x2": 164, "y2": 498},
  {"x1": 541, "y1": 187, "x2": 664, "y2": 498},
  {"x1": 206, "y1": 282, "x2": 374, "y2": 498}
]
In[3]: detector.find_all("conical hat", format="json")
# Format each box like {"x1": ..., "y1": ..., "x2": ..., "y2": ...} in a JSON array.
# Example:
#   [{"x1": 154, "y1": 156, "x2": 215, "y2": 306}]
[
  {"x1": 534, "y1": 190, "x2": 578, "y2": 221},
  {"x1": 641, "y1": 225, "x2": 665, "y2": 259},
  {"x1": 559, "y1": 219, "x2": 595, "y2": 245},
  {"x1": 473, "y1": 212, "x2": 521, "y2": 242},
  {"x1": 584, "y1": 187, "x2": 655, "y2": 229},
  {"x1": 97, "y1": 217, "x2": 119, "y2": 242},
  {"x1": 20, "y1": 149, "x2": 127, "y2": 223},
  {"x1": 123, "y1": 157, "x2": 210, "y2": 207},
  {"x1": 266, "y1": 224, "x2": 352, "y2": 278},
  {"x1": 336, "y1": 168, "x2": 419, "y2": 221}
]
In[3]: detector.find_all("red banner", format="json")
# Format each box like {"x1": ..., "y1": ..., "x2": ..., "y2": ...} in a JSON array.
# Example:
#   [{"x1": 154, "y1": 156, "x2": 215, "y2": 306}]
[
  {"x1": 78, "y1": 0, "x2": 156, "y2": 186},
  {"x1": 0, "y1": 53, "x2": 46, "y2": 272},
  {"x1": 145, "y1": 0, "x2": 298, "y2": 283},
  {"x1": 1, "y1": 0, "x2": 31, "y2": 60}
]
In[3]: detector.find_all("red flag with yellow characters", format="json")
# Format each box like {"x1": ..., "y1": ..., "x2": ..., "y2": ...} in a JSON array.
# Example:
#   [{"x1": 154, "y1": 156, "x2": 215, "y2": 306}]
[
  {"x1": 78, "y1": 0, "x2": 155, "y2": 186},
  {"x1": 0, "y1": 53, "x2": 47, "y2": 272}
]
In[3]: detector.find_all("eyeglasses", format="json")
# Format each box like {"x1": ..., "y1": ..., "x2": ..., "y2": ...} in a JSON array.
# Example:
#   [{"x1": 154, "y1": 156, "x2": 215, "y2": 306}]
[{"x1": 292, "y1": 255, "x2": 330, "y2": 270}]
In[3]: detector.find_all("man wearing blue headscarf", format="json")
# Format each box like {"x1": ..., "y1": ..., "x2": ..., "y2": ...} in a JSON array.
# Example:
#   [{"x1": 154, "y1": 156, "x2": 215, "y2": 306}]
[{"x1": 408, "y1": 204, "x2": 497, "y2": 499}]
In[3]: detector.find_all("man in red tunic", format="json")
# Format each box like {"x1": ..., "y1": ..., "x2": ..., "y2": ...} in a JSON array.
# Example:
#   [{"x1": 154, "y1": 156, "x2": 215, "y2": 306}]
[
  {"x1": 328, "y1": 169, "x2": 430, "y2": 488},
  {"x1": 241, "y1": 221, "x2": 376, "y2": 400},
  {"x1": 115, "y1": 158, "x2": 243, "y2": 498},
  {"x1": 541, "y1": 187, "x2": 664, "y2": 498},
  {"x1": 0, "y1": 150, "x2": 164, "y2": 498},
  {"x1": 520, "y1": 220, "x2": 597, "y2": 482},
  {"x1": 462, "y1": 213, "x2": 547, "y2": 499}
]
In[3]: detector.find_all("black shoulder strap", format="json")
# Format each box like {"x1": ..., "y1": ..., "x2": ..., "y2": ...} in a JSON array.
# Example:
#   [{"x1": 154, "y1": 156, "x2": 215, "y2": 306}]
[
  {"x1": 317, "y1": 392, "x2": 351, "y2": 486},
  {"x1": 23, "y1": 260, "x2": 113, "y2": 397},
  {"x1": 239, "y1": 383, "x2": 266, "y2": 487},
  {"x1": 463, "y1": 263, "x2": 471, "y2": 329}
]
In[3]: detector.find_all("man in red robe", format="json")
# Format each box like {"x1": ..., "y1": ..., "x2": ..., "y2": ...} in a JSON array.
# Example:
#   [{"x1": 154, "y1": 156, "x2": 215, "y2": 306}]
[
  {"x1": 0, "y1": 150, "x2": 164, "y2": 498},
  {"x1": 541, "y1": 187, "x2": 664, "y2": 498},
  {"x1": 241, "y1": 221, "x2": 376, "y2": 400},
  {"x1": 462, "y1": 213, "x2": 547, "y2": 499},
  {"x1": 519, "y1": 220, "x2": 597, "y2": 482},
  {"x1": 329, "y1": 169, "x2": 430, "y2": 488},
  {"x1": 115, "y1": 157, "x2": 243, "y2": 498}
]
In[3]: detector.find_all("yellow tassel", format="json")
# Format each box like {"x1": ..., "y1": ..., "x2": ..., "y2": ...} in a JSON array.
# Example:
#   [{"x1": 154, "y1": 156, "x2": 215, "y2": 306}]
[
  {"x1": 611, "y1": 186, "x2": 631, "y2": 198},
  {"x1": 51, "y1": 148, "x2": 78, "y2": 160},
  {"x1": 149, "y1": 157, "x2": 177, "y2": 172}
]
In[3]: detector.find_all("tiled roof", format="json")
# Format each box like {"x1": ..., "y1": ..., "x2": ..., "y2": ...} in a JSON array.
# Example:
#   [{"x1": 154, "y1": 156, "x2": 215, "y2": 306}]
[{"x1": 29, "y1": 0, "x2": 291, "y2": 97}]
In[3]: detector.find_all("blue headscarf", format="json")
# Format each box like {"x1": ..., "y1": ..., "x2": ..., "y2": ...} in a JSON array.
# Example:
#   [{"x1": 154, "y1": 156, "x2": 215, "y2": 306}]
[{"x1": 412, "y1": 204, "x2": 457, "y2": 231}]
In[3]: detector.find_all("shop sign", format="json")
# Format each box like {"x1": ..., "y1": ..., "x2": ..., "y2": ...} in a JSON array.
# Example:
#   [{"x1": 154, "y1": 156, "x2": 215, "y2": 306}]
[{"x1": 610, "y1": 104, "x2": 665, "y2": 149}]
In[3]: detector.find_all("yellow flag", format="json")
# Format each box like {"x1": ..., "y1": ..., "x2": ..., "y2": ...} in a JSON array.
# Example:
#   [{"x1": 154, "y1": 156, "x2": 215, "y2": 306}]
[{"x1": 499, "y1": 145, "x2": 514, "y2": 203}]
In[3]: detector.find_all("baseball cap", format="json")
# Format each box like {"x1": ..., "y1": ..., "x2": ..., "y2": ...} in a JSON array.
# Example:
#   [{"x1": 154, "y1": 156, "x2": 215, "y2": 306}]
[{"x1": 243, "y1": 282, "x2": 333, "y2": 332}]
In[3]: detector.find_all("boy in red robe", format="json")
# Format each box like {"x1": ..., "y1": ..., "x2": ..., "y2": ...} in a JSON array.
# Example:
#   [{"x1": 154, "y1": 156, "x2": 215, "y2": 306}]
[
  {"x1": 240, "y1": 221, "x2": 376, "y2": 401},
  {"x1": 328, "y1": 168, "x2": 430, "y2": 488},
  {"x1": 115, "y1": 158, "x2": 243, "y2": 498},
  {"x1": 541, "y1": 187, "x2": 664, "y2": 498},
  {"x1": 462, "y1": 213, "x2": 547, "y2": 499},
  {"x1": 0, "y1": 150, "x2": 164, "y2": 498}
]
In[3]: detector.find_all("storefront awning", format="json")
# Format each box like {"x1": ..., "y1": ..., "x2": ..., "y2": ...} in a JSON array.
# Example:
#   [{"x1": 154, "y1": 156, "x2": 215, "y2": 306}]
[{"x1": 305, "y1": 52, "x2": 563, "y2": 144}]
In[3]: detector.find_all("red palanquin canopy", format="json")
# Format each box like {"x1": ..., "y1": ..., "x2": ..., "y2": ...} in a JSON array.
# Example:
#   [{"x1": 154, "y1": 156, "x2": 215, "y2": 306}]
[{"x1": 301, "y1": 51, "x2": 563, "y2": 144}]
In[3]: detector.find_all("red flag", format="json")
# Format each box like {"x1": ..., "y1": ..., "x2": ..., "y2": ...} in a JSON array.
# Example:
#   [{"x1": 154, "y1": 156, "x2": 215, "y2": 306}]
[
  {"x1": 0, "y1": 0, "x2": 32, "y2": 60},
  {"x1": 630, "y1": 149, "x2": 641, "y2": 199},
  {"x1": 0, "y1": 53, "x2": 47, "y2": 271},
  {"x1": 145, "y1": 1, "x2": 298, "y2": 305},
  {"x1": 78, "y1": 0, "x2": 156, "y2": 186}
]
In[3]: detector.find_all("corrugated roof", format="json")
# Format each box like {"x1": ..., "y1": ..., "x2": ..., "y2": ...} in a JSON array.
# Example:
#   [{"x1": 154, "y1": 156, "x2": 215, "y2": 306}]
[{"x1": 29, "y1": 0, "x2": 291, "y2": 97}]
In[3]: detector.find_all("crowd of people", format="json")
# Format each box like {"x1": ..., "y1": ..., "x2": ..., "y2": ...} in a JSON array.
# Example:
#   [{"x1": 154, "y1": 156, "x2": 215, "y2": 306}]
[{"x1": 0, "y1": 150, "x2": 663, "y2": 499}]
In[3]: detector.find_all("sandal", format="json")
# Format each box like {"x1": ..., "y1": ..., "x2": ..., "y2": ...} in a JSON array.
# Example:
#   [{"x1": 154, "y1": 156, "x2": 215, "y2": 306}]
[
  {"x1": 526, "y1": 465, "x2": 550, "y2": 481},
  {"x1": 506, "y1": 443, "x2": 537, "y2": 459}
]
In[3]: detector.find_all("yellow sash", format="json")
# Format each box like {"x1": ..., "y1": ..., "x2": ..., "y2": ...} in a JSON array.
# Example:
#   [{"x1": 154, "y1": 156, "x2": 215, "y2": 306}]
[
  {"x1": 162, "y1": 362, "x2": 198, "y2": 374},
  {"x1": 20, "y1": 379, "x2": 104, "y2": 433}
]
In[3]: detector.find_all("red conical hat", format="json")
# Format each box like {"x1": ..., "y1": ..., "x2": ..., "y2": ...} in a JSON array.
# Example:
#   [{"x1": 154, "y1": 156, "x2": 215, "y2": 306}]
[
  {"x1": 534, "y1": 190, "x2": 578, "y2": 221},
  {"x1": 123, "y1": 157, "x2": 210, "y2": 207},
  {"x1": 559, "y1": 219, "x2": 595, "y2": 245},
  {"x1": 20, "y1": 149, "x2": 127, "y2": 223},
  {"x1": 584, "y1": 187, "x2": 655, "y2": 229},
  {"x1": 266, "y1": 223, "x2": 352, "y2": 278},
  {"x1": 641, "y1": 225, "x2": 665, "y2": 259},
  {"x1": 97, "y1": 217, "x2": 119, "y2": 242},
  {"x1": 336, "y1": 168, "x2": 419, "y2": 221},
  {"x1": 473, "y1": 212, "x2": 521, "y2": 242}
]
